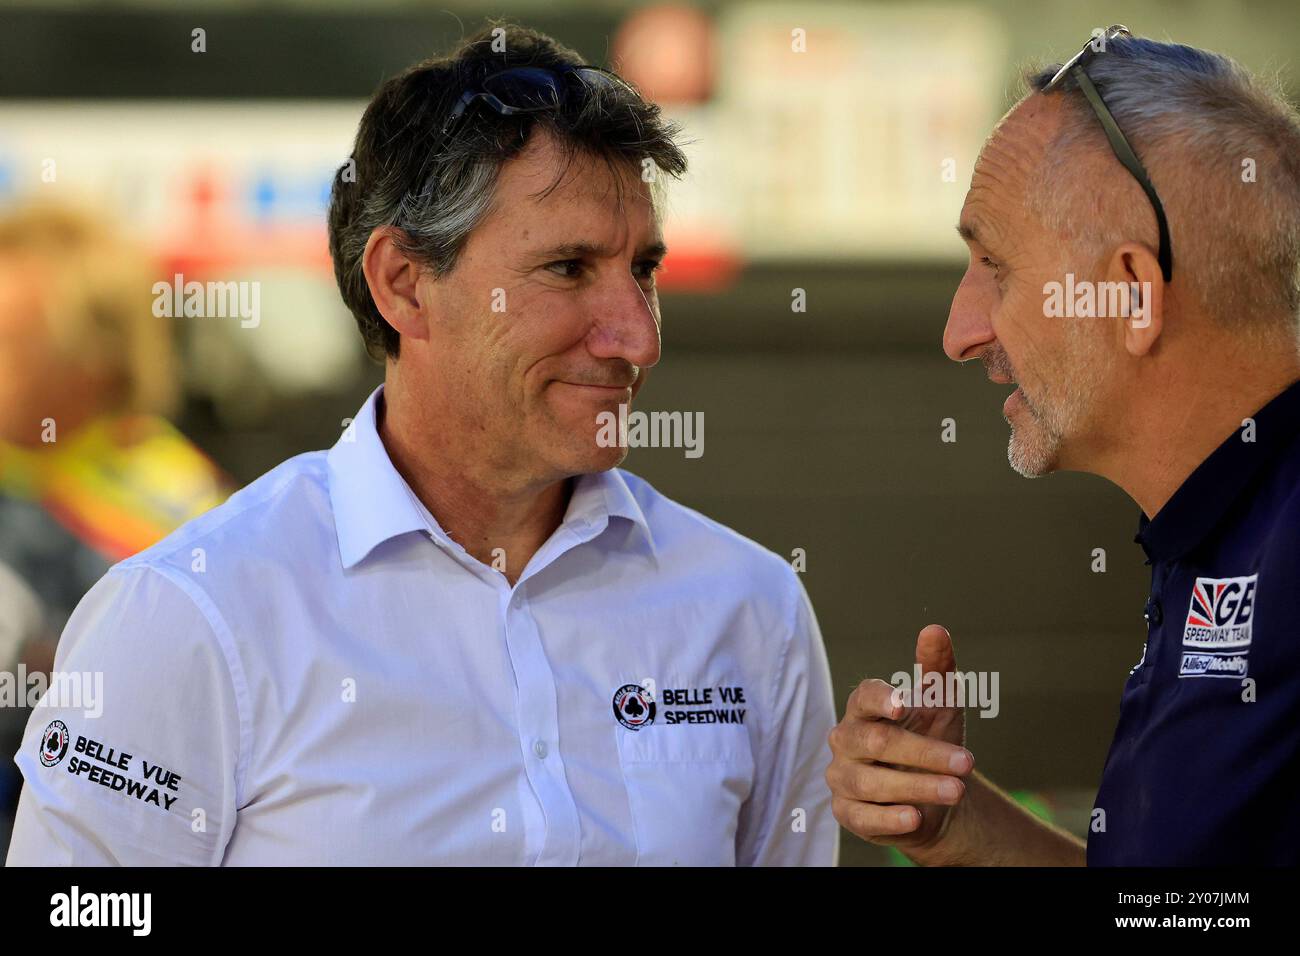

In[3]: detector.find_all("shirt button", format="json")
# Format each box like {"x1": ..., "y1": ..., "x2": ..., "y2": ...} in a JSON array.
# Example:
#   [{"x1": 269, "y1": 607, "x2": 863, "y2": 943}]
[
  {"x1": 533, "y1": 740, "x2": 548, "y2": 760},
  {"x1": 1144, "y1": 597, "x2": 1163, "y2": 627}
]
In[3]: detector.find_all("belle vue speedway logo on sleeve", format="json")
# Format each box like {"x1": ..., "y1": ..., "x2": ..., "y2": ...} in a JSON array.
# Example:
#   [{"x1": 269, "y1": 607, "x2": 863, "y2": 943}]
[{"x1": 39, "y1": 721, "x2": 184, "y2": 812}]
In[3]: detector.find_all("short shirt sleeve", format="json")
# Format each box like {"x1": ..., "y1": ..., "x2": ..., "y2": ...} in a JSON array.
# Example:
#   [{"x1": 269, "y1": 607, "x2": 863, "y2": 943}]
[
  {"x1": 5, "y1": 563, "x2": 243, "y2": 866},
  {"x1": 736, "y1": 572, "x2": 840, "y2": 866}
]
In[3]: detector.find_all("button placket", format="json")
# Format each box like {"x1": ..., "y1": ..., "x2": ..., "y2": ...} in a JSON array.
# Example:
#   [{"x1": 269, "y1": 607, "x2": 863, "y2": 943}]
[
  {"x1": 1132, "y1": 563, "x2": 1169, "y2": 695},
  {"x1": 500, "y1": 585, "x2": 581, "y2": 866},
  {"x1": 1144, "y1": 596, "x2": 1163, "y2": 627}
]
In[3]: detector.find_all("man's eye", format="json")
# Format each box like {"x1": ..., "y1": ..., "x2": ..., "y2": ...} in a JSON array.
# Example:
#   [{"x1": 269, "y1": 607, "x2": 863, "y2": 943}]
[
  {"x1": 633, "y1": 260, "x2": 663, "y2": 281},
  {"x1": 545, "y1": 260, "x2": 584, "y2": 278},
  {"x1": 979, "y1": 256, "x2": 1001, "y2": 276}
]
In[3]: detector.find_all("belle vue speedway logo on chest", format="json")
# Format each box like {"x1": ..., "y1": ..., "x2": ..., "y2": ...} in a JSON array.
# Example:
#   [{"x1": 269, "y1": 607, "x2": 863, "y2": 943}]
[
  {"x1": 612, "y1": 683, "x2": 747, "y2": 730},
  {"x1": 39, "y1": 721, "x2": 184, "y2": 812},
  {"x1": 1179, "y1": 573, "x2": 1257, "y2": 679}
]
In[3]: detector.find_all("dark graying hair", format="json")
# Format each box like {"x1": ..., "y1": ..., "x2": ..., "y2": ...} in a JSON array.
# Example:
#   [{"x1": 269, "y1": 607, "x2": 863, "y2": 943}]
[
  {"x1": 1024, "y1": 34, "x2": 1300, "y2": 333},
  {"x1": 327, "y1": 21, "x2": 687, "y2": 360}
]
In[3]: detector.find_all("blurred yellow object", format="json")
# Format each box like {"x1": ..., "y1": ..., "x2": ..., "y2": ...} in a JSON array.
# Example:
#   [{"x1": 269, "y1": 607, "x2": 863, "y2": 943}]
[{"x1": 0, "y1": 415, "x2": 229, "y2": 562}]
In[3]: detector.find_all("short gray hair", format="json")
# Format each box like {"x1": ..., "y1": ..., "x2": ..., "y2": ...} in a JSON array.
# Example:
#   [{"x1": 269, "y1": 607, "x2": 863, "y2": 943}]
[
  {"x1": 1025, "y1": 35, "x2": 1300, "y2": 333},
  {"x1": 328, "y1": 22, "x2": 687, "y2": 360}
]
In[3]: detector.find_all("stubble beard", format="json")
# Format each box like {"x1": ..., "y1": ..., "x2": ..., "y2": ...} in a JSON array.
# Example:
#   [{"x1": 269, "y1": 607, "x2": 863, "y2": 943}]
[{"x1": 993, "y1": 324, "x2": 1112, "y2": 478}]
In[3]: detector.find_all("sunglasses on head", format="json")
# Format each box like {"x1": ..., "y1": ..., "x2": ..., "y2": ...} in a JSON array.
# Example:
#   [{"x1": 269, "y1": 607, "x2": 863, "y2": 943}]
[
  {"x1": 402, "y1": 65, "x2": 637, "y2": 209},
  {"x1": 1043, "y1": 24, "x2": 1173, "y2": 282}
]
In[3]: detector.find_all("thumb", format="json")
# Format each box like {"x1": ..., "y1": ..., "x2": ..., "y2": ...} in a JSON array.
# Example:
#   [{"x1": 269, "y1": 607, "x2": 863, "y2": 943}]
[{"x1": 915, "y1": 623, "x2": 957, "y2": 677}]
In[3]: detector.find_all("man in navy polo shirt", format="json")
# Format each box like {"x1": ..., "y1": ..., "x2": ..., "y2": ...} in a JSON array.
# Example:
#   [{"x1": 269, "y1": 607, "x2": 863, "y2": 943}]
[
  {"x1": 1093, "y1": 376, "x2": 1300, "y2": 863},
  {"x1": 826, "y1": 29, "x2": 1300, "y2": 865}
]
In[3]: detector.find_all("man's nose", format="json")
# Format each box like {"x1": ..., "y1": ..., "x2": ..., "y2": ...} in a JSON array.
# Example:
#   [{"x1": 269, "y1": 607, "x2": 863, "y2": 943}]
[
  {"x1": 586, "y1": 275, "x2": 662, "y2": 369},
  {"x1": 942, "y1": 270, "x2": 997, "y2": 362}
]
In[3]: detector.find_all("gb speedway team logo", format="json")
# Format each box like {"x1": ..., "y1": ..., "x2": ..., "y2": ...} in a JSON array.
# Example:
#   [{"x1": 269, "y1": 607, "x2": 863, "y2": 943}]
[{"x1": 1179, "y1": 573, "x2": 1256, "y2": 679}]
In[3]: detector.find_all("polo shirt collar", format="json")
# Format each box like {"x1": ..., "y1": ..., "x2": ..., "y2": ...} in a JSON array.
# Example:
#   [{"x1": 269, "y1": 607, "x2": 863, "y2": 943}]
[
  {"x1": 327, "y1": 385, "x2": 656, "y2": 569},
  {"x1": 1136, "y1": 377, "x2": 1300, "y2": 563}
]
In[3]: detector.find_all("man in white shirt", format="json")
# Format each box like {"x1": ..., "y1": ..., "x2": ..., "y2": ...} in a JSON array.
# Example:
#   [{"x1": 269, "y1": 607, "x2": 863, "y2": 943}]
[{"x1": 6, "y1": 23, "x2": 837, "y2": 866}]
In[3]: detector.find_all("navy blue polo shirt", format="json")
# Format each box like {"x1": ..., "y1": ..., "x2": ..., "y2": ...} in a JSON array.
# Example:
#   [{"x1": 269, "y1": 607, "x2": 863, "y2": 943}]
[{"x1": 1088, "y1": 378, "x2": 1300, "y2": 865}]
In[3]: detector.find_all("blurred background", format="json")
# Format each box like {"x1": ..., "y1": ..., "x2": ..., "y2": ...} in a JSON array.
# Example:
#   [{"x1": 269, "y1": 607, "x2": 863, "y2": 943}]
[{"x1": 1, "y1": 0, "x2": 1297, "y2": 865}]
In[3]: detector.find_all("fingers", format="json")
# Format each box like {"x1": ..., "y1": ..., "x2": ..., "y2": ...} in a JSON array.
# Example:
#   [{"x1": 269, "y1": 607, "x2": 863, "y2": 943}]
[
  {"x1": 845, "y1": 678, "x2": 903, "y2": 721},
  {"x1": 827, "y1": 759, "x2": 966, "y2": 806},
  {"x1": 915, "y1": 623, "x2": 956, "y2": 677},
  {"x1": 826, "y1": 742, "x2": 970, "y2": 846},
  {"x1": 830, "y1": 626, "x2": 968, "y2": 848},
  {"x1": 831, "y1": 796, "x2": 921, "y2": 840},
  {"x1": 829, "y1": 717, "x2": 974, "y2": 775}
]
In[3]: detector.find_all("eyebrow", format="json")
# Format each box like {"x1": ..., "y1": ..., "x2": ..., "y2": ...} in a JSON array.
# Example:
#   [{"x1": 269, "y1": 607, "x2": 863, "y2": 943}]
[
  {"x1": 955, "y1": 219, "x2": 1001, "y2": 255},
  {"x1": 534, "y1": 240, "x2": 668, "y2": 260}
]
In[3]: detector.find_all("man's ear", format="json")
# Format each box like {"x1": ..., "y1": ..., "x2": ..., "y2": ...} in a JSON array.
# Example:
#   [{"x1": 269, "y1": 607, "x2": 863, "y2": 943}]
[
  {"x1": 1107, "y1": 241, "x2": 1165, "y2": 357},
  {"x1": 361, "y1": 226, "x2": 431, "y2": 344}
]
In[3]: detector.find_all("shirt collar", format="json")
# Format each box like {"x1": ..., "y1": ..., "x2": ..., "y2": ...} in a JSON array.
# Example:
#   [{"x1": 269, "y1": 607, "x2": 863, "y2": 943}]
[
  {"x1": 1136, "y1": 377, "x2": 1300, "y2": 563},
  {"x1": 327, "y1": 384, "x2": 656, "y2": 570},
  {"x1": 327, "y1": 386, "x2": 430, "y2": 569},
  {"x1": 567, "y1": 464, "x2": 657, "y2": 558}
]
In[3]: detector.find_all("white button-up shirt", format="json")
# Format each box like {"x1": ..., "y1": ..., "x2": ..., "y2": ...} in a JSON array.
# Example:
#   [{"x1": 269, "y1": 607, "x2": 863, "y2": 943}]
[{"x1": 7, "y1": 386, "x2": 838, "y2": 866}]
